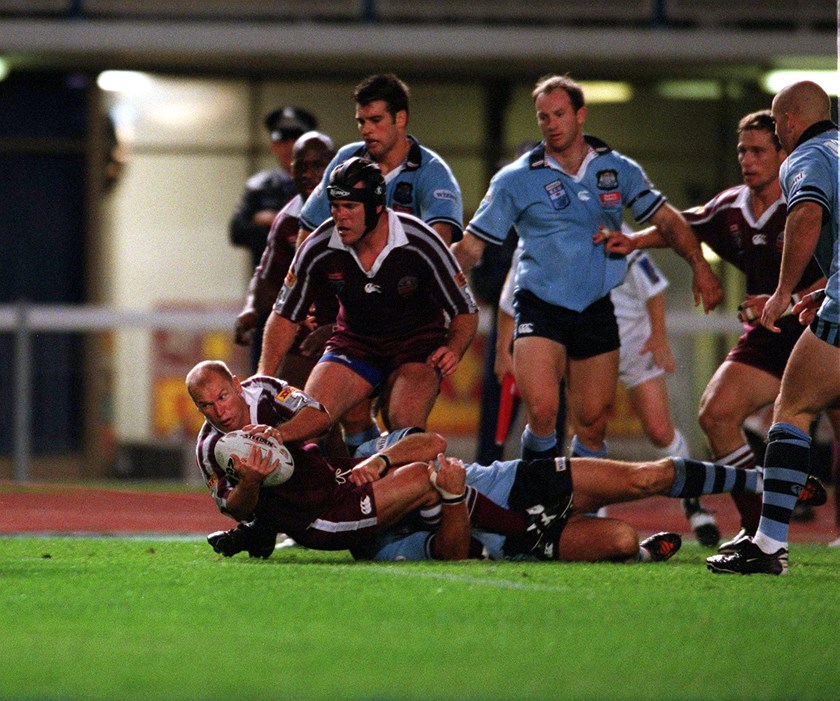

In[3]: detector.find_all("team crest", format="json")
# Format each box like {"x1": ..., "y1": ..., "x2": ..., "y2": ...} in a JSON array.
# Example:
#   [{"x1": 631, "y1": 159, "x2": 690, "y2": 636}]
[
  {"x1": 545, "y1": 180, "x2": 570, "y2": 210},
  {"x1": 394, "y1": 181, "x2": 413, "y2": 205},
  {"x1": 596, "y1": 169, "x2": 619, "y2": 190},
  {"x1": 397, "y1": 276, "x2": 419, "y2": 296}
]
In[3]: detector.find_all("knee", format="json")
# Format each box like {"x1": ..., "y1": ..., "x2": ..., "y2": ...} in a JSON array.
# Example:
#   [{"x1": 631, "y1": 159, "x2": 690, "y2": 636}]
[
  {"x1": 610, "y1": 524, "x2": 640, "y2": 561},
  {"x1": 698, "y1": 396, "x2": 736, "y2": 434},
  {"x1": 644, "y1": 425, "x2": 674, "y2": 450}
]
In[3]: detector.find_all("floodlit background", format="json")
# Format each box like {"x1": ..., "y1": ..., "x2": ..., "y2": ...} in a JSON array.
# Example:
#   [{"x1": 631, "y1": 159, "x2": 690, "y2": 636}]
[{"x1": 0, "y1": 1, "x2": 836, "y2": 481}]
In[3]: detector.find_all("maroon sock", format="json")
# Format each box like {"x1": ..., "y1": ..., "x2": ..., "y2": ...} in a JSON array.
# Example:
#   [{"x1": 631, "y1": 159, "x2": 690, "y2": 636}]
[
  {"x1": 466, "y1": 487, "x2": 526, "y2": 535},
  {"x1": 731, "y1": 492, "x2": 763, "y2": 535}
]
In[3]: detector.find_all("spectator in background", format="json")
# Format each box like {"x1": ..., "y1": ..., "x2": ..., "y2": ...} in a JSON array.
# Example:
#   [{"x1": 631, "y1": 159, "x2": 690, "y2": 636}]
[{"x1": 230, "y1": 105, "x2": 318, "y2": 370}]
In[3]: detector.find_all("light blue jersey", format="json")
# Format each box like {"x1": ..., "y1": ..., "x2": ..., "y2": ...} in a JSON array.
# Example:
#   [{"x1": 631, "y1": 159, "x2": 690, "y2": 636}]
[
  {"x1": 779, "y1": 122, "x2": 839, "y2": 324},
  {"x1": 299, "y1": 136, "x2": 463, "y2": 237},
  {"x1": 468, "y1": 138, "x2": 666, "y2": 311},
  {"x1": 362, "y1": 460, "x2": 519, "y2": 562}
]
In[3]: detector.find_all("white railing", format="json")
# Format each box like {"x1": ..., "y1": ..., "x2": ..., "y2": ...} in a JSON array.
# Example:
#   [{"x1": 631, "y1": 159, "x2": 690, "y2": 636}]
[{"x1": 0, "y1": 302, "x2": 742, "y2": 482}]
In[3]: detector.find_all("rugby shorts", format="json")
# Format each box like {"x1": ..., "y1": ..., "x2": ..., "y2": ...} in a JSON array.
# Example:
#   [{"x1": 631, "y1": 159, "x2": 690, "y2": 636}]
[{"x1": 512, "y1": 289, "x2": 620, "y2": 360}]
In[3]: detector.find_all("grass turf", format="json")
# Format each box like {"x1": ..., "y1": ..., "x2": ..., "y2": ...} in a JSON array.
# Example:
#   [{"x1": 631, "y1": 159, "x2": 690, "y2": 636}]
[{"x1": 1, "y1": 537, "x2": 838, "y2": 701}]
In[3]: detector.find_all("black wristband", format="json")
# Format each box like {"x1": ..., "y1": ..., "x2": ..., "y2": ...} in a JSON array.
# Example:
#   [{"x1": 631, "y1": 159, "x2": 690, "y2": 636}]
[{"x1": 375, "y1": 453, "x2": 392, "y2": 474}]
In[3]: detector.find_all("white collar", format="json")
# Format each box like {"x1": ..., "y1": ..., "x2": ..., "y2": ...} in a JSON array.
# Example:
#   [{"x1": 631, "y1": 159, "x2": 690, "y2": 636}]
[
  {"x1": 327, "y1": 209, "x2": 409, "y2": 277},
  {"x1": 545, "y1": 147, "x2": 597, "y2": 183}
]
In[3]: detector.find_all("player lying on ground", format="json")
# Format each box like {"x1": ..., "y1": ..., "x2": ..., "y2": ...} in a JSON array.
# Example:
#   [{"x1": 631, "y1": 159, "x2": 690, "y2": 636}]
[
  {"x1": 208, "y1": 427, "x2": 825, "y2": 563},
  {"x1": 188, "y1": 360, "x2": 570, "y2": 558}
]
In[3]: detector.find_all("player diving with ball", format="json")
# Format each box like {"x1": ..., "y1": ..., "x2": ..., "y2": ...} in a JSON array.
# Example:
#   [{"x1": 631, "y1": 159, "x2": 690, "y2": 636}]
[{"x1": 186, "y1": 360, "x2": 826, "y2": 563}]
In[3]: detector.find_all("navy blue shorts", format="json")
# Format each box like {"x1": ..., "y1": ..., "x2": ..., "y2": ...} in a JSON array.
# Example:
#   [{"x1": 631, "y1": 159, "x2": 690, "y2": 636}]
[{"x1": 512, "y1": 289, "x2": 620, "y2": 360}]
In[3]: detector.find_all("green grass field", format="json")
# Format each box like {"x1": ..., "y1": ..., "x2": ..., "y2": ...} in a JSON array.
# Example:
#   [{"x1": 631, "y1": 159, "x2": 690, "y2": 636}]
[{"x1": 2, "y1": 537, "x2": 839, "y2": 701}]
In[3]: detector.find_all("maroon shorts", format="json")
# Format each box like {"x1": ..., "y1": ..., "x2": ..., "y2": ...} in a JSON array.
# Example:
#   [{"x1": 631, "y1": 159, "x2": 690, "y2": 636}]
[
  {"x1": 726, "y1": 315, "x2": 806, "y2": 379},
  {"x1": 292, "y1": 482, "x2": 381, "y2": 551},
  {"x1": 322, "y1": 326, "x2": 446, "y2": 388}
]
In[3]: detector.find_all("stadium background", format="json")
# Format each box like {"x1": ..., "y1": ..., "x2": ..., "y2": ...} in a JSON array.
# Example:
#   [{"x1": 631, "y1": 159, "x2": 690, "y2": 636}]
[{"x1": 0, "y1": 1, "x2": 836, "y2": 484}]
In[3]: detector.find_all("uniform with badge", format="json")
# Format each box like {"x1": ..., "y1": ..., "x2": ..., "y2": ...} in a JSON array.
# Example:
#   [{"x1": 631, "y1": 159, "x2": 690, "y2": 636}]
[
  {"x1": 299, "y1": 136, "x2": 463, "y2": 240},
  {"x1": 229, "y1": 106, "x2": 318, "y2": 267}
]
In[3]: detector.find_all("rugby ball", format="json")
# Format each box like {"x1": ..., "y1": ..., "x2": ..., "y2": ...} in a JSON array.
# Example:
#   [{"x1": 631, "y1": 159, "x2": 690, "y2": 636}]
[{"x1": 214, "y1": 430, "x2": 295, "y2": 487}]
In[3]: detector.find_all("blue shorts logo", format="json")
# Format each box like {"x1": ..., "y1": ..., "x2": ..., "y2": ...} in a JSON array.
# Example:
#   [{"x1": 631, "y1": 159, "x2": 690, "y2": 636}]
[{"x1": 545, "y1": 180, "x2": 570, "y2": 210}]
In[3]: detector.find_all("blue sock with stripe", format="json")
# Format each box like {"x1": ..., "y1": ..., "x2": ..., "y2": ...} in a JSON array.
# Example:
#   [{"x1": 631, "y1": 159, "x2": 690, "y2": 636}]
[
  {"x1": 754, "y1": 422, "x2": 810, "y2": 553},
  {"x1": 669, "y1": 458, "x2": 758, "y2": 497},
  {"x1": 521, "y1": 426, "x2": 558, "y2": 460},
  {"x1": 570, "y1": 435, "x2": 607, "y2": 458}
]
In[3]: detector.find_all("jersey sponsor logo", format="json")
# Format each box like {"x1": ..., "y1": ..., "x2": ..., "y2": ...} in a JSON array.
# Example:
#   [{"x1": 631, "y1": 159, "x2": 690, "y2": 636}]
[
  {"x1": 790, "y1": 170, "x2": 806, "y2": 188},
  {"x1": 327, "y1": 271, "x2": 345, "y2": 293},
  {"x1": 207, "y1": 473, "x2": 218, "y2": 489},
  {"x1": 284, "y1": 270, "x2": 297, "y2": 287},
  {"x1": 599, "y1": 192, "x2": 621, "y2": 208},
  {"x1": 360, "y1": 495, "x2": 372, "y2": 515},
  {"x1": 275, "y1": 387, "x2": 294, "y2": 403},
  {"x1": 394, "y1": 181, "x2": 413, "y2": 205},
  {"x1": 545, "y1": 180, "x2": 570, "y2": 210},
  {"x1": 596, "y1": 169, "x2": 619, "y2": 190},
  {"x1": 364, "y1": 282, "x2": 382, "y2": 294},
  {"x1": 454, "y1": 271, "x2": 468, "y2": 287},
  {"x1": 397, "y1": 276, "x2": 418, "y2": 296},
  {"x1": 434, "y1": 188, "x2": 458, "y2": 202},
  {"x1": 517, "y1": 322, "x2": 534, "y2": 335},
  {"x1": 752, "y1": 233, "x2": 767, "y2": 246},
  {"x1": 577, "y1": 190, "x2": 592, "y2": 202}
]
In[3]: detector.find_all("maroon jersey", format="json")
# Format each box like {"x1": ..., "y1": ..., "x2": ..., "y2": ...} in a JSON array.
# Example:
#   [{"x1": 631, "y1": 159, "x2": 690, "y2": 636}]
[
  {"x1": 246, "y1": 196, "x2": 338, "y2": 326},
  {"x1": 194, "y1": 376, "x2": 357, "y2": 534},
  {"x1": 683, "y1": 184, "x2": 823, "y2": 295},
  {"x1": 274, "y1": 210, "x2": 477, "y2": 343}
]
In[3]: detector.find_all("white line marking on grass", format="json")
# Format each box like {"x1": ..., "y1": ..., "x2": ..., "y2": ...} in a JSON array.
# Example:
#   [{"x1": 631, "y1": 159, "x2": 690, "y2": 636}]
[{"x1": 375, "y1": 567, "x2": 572, "y2": 593}]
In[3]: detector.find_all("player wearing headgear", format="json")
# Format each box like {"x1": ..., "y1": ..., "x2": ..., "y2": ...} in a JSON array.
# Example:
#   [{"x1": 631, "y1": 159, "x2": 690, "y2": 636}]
[{"x1": 258, "y1": 156, "x2": 478, "y2": 436}]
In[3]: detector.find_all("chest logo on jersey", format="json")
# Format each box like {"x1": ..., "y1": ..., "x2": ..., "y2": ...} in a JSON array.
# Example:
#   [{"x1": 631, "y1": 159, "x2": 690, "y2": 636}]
[
  {"x1": 397, "y1": 276, "x2": 419, "y2": 296},
  {"x1": 752, "y1": 233, "x2": 768, "y2": 246},
  {"x1": 360, "y1": 495, "x2": 373, "y2": 515},
  {"x1": 596, "y1": 169, "x2": 619, "y2": 190},
  {"x1": 327, "y1": 271, "x2": 345, "y2": 293},
  {"x1": 545, "y1": 180, "x2": 570, "y2": 210},
  {"x1": 364, "y1": 282, "x2": 382, "y2": 294},
  {"x1": 600, "y1": 192, "x2": 621, "y2": 208},
  {"x1": 394, "y1": 181, "x2": 413, "y2": 205}
]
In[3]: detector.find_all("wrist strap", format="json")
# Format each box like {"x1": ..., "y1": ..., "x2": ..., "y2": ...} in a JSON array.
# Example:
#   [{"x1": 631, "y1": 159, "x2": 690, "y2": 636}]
[
  {"x1": 429, "y1": 469, "x2": 465, "y2": 503},
  {"x1": 375, "y1": 453, "x2": 392, "y2": 474}
]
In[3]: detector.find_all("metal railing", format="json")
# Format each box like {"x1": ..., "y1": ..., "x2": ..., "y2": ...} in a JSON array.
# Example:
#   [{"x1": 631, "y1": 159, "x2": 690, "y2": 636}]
[{"x1": 0, "y1": 301, "x2": 742, "y2": 482}]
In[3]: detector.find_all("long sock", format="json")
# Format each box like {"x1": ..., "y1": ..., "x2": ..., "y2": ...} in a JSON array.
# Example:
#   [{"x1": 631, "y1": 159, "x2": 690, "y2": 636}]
[
  {"x1": 570, "y1": 434, "x2": 607, "y2": 458},
  {"x1": 521, "y1": 425, "x2": 558, "y2": 461},
  {"x1": 715, "y1": 444, "x2": 762, "y2": 534},
  {"x1": 754, "y1": 423, "x2": 810, "y2": 553},
  {"x1": 465, "y1": 486, "x2": 526, "y2": 535},
  {"x1": 669, "y1": 458, "x2": 758, "y2": 497},
  {"x1": 660, "y1": 429, "x2": 690, "y2": 459},
  {"x1": 344, "y1": 423, "x2": 383, "y2": 456}
]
